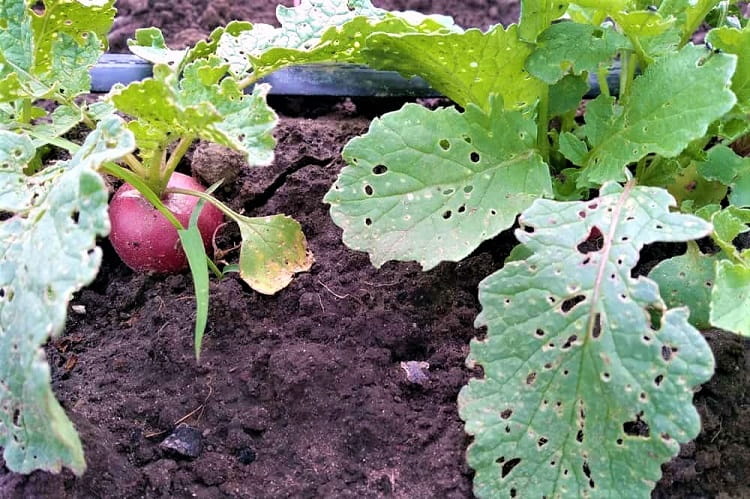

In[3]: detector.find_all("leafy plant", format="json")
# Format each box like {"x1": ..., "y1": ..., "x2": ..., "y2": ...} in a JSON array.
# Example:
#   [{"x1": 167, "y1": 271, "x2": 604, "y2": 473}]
[{"x1": 319, "y1": 0, "x2": 750, "y2": 497}]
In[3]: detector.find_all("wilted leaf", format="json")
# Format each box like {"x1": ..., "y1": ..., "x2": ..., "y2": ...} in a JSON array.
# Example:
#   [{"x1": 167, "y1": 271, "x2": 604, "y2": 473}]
[
  {"x1": 236, "y1": 214, "x2": 314, "y2": 295},
  {"x1": 459, "y1": 182, "x2": 714, "y2": 498}
]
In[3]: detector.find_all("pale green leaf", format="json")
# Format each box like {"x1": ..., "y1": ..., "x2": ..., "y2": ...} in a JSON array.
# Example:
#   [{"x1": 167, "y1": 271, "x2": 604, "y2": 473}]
[
  {"x1": 325, "y1": 98, "x2": 552, "y2": 270},
  {"x1": 109, "y1": 58, "x2": 277, "y2": 166},
  {"x1": 363, "y1": 24, "x2": 545, "y2": 112},
  {"x1": 526, "y1": 22, "x2": 631, "y2": 84},
  {"x1": 0, "y1": 130, "x2": 36, "y2": 210},
  {"x1": 127, "y1": 27, "x2": 186, "y2": 67},
  {"x1": 579, "y1": 45, "x2": 737, "y2": 186},
  {"x1": 649, "y1": 243, "x2": 717, "y2": 329},
  {"x1": 711, "y1": 206, "x2": 750, "y2": 250},
  {"x1": 236, "y1": 214, "x2": 314, "y2": 295},
  {"x1": 559, "y1": 131, "x2": 588, "y2": 166},
  {"x1": 667, "y1": 161, "x2": 727, "y2": 208},
  {"x1": 711, "y1": 260, "x2": 750, "y2": 336},
  {"x1": 707, "y1": 26, "x2": 750, "y2": 112},
  {"x1": 0, "y1": 116, "x2": 135, "y2": 475},
  {"x1": 459, "y1": 182, "x2": 714, "y2": 499},
  {"x1": 549, "y1": 74, "x2": 589, "y2": 117}
]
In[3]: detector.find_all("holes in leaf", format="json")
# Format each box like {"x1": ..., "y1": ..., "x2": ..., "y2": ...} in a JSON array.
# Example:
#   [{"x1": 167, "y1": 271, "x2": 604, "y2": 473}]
[
  {"x1": 592, "y1": 29, "x2": 604, "y2": 38},
  {"x1": 522, "y1": 225, "x2": 534, "y2": 233},
  {"x1": 12, "y1": 409, "x2": 20, "y2": 426},
  {"x1": 561, "y1": 334, "x2": 578, "y2": 350},
  {"x1": 561, "y1": 295, "x2": 585, "y2": 313},
  {"x1": 601, "y1": 371, "x2": 611, "y2": 382},
  {"x1": 442, "y1": 210, "x2": 452, "y2": 220},
  {"x1": 500, "y1": 408, "x2": 513, "y2": 419},
  {"x1": 654, "y1": 374, "x2": 664, "y2": 387},
  {"x1": 578, "y1": 210, "x2": 586, "y2": 219},
  {"x1": 577, "y1": 227, "x2": 603, "y2": 254},
  {"x1": 470, "y1": 152, "x2": 480, "y2": 163},
  {"x1": 365, "y1": 218, "x2": 372, "y2": 226},
  {"x1": 647, "y1": 307, "x2": 663, "y2": 330},
  {"x1": 583, "y1": 461, "x2": 595, "y2": 489},
  {"x1": 464, "y1": 185, "x2": 474, "y2": 193},
  {"x1": 544, "y1": 362, "x2": 553, "y2": 370},
  {"x1": 510, "y1": 488, "x2": 517, "y2": 498},
  {"x1": 462, "y1": 135, "x2": 472, "y2": 144},
  {"x1": 490, "y1": 209, "x2": 497, "y2": 216},
  {"x1": 535, "y1": 329, "x2": 545, "y2": 338},
  {"x1": 526, "y1": 372, "x2": 537, "y2": 385},
  {"x1": 372, "y1": 164, "x2": 388, "y2": 175},
  {"x1": 505, "y1": 425, "x2": 511, "y2": 433},
  {"x1": 439, "y1": 139, "x2": 451, "y2": 150},
  {"x1": 457, "y1": 205, "x2": 466, "y2": 214},
  {"x1": 662, "y1": 345, "x2": 679, "y2": 361},
  {"x1": 576, "y1": 430, "x2": 584, "y2": 443},
  {"x1": 442, "y1": 188, "x2": 455, "y2": 196},
  {"x1": 501, "y1": 458, "x2": 521, "y2": 478},
  {"x1": 623, "y1": 412, "x2": 650, "y2": 438},
  {"x1": 364, "y1": 185, "x2": 373, "y2": 196},
  {"x1": 592, "y1": 313, "x2": 602, "y2": 339},
  {"x1": 616, "y1": 438, "x2": 623, "y2": 446}
]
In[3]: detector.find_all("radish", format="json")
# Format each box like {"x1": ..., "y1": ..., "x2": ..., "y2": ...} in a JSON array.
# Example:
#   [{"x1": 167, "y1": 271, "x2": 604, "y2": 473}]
[{"x1": 109, "y1": 172, "x2": 224, "y2": 272}]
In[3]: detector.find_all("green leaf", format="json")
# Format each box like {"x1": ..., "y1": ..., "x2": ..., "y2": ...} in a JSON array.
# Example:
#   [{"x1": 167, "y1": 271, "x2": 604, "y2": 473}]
[
  {"x1": 362, "y1": 24, "x2": 546, "y2": 112},
  {"x1": 707, "y1": 26, "x2": 750, "y2": 112},
  {"x1": 235, "y1": 214, "x2": 314, "y2": 295},
  {"x1": 659, "y1": 0, "x2": 722, "y2": 42},
  {"x1": 325, "y1": 98, "x2": 552, "y2": 270},
  {"x1": 246, "y1": 14, "x2": 455, "y2": 80},
  {"x1": 667, "y1": 161, "x2": 727, "y2": 208},
  {"x1": 711, "y1": 205, "x2": 750, "y2": 249},
  {"x1": 0, "y1": 0, "x2": 115, "y2": 100},
  {"x1": 0, "y1": 116, "x2": 135, "y2": 475},
  {"x1": 459, "y1": 182, "x2": 714, "y2": 498},
  {"x1": 548, "y1": 74, "x2": 589, "y2": 117},
  {"x1": 518, "y1": 0, "x2": 569, "y2": 42},
  {"x1": 697, "y1": 144, "x2": 750, "y2": 206},
  {"x1": 109, "y1": 58, "x2": 277, "y2": 166},
  {"x1": 649, "y1": 243, "x2": 717, "y2": 329},
  {"x1": 579, "y1": 45, "x2": 737, "y2": 186},
  {"x1": 710, "y1": 260, "x2": 750, "y2": 336},
  {"x1": 559, "y1": 131, "x2": 588, "y2": 166},
  {"x1": 526, "y1": 22, "x2": 631, "y2": 84},
  {"x1": 177, "y1": 197, "x2": 211, "y2": 361}
]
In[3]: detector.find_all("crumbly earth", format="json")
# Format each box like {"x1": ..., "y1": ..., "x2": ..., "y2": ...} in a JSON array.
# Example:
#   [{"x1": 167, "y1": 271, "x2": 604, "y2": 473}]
[{"x1": 2, "y1": 1, "x2": 749, "y2": 497}]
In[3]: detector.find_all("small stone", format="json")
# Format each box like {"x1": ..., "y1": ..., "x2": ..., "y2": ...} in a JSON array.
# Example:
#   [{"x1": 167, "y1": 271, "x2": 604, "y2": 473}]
[
  {"x1": 71, "y1": 304, "x2": 86, "y2": 315},
  {"x1": 159, "y1": 425, "x2": 202, "y2": 459},
  {"x1": 400, "y1": 361, "x2": 430, "y2": 385},
  {"x1": 237, "y1": 447, "x2": 256, "y2": 465}
]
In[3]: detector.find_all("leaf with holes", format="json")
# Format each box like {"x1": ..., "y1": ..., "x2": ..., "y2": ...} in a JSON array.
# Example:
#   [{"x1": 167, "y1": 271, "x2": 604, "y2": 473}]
[
  {"x1": 697, "y1": 144, "x2": 750, "y2": 207},
  {"x1": 649, "y1": 242, "x2": 717, "y2": 329},
  {"x1": 324, "y1": 96, "x2": 552, "y2": 270},
  {"x1": 0, "y1": 0, "x2": 115, "y2": 101},
  {"x1": 577, "y1": 44, "x2": 737, "y2": 187},
  {"x1": 362, "y1": 24, "x2": 545, "y2": 112},
  {"x1": 459, "y1": 182, "x2": 714, "y2": 499},
  {"x1": 526, "y1": 22, "x2": 631, "y2": 84},
  {"x1": 0, "y1": 116, "x2": 135, "y2": 475}
]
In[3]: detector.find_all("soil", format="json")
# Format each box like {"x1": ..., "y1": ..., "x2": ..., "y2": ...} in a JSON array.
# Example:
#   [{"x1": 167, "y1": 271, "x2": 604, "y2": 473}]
[{"x1": 2, "y1": 1, "x2": 749, "y2": 498}]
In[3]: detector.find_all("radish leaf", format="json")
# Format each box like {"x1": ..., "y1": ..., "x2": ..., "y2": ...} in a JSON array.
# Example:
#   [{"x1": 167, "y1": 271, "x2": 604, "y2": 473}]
[{"x1": 459, "y1": 182, "x2": 713, "y2": 498}]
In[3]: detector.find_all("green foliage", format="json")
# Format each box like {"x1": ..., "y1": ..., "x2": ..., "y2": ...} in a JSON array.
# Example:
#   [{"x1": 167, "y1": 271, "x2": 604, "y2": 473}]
[
  {"x1": 325, "y1": 98, "x2": 551, "y2": 269},
  {"x1": 711, "y1": 260, "x2": 750, "y2": 336},
  {"x1": 459, "y1": 183, "x2": 714, "y2": 498},
  {"x1": 0, "y1": 116, "x2": 135, "y2": 475}
]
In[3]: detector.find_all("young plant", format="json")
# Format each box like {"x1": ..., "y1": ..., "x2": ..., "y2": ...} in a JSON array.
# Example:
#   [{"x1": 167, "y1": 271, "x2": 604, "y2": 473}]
[{"x1": 320, "y1": 0, "x2": 750, "y2": 497}]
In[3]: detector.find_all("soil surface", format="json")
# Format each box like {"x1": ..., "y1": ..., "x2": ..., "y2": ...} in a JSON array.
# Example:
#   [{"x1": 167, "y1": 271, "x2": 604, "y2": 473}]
[{"x1": 2, "y1": 1, "x2": 749, "y2": 498}]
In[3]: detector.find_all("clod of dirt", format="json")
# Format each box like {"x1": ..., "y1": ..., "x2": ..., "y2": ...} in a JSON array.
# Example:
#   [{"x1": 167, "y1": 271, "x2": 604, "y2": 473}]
[
  {"x1": 400, "y1": 361, "x2": 430, "y2": 385},
  {"x1": 159, "y1": 425, "x2": 203, "y2": 459},
  {"x1": 237, "y1": 447, "x2": 256, "y2": 465},
  {"x1": 191, "y1": 142, "x2": 246, "y2": 186}
]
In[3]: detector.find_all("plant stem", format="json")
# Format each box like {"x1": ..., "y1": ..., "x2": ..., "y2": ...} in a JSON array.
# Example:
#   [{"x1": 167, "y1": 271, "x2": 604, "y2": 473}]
[
  {"x1": 618, "y1": 52, "x2": 636, "y2": 103},
  {"x1": 536, "y1": 88, "x2": 550, "y2": 162},
  {"x1": 237, "y1": 72, "x2": 261, "y2": 90},
  {"x1": 597, "y1": 66, "x2": 611, "y2": 99},
  {"x1": 168, "y1": 187, "x2": 239, "y2": 221},
  {"x1": 161, "y1": 135, "x2": 196, "y2": 186}
]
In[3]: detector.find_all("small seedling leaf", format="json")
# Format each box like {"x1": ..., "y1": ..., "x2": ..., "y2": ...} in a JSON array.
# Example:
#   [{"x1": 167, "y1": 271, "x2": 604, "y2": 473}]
[
  {"x1": 236, "y1": 214, "x2": 314, "y2": 295},
  {"x1": 362, "y1": 24, "x2": 545, "y2": 112},
  {"x1": 0, "y1": 116, "x2": 135, "y2": 475},
  {"x1": 325, "y1": 97, "x2": 552, "y2": 270},
  {"x1": 526, "y1": 22, "x2": 631, "y2": 84},
  {"x1": 459, "y1": 183, "x2": 714, "y2": 499},
  {"x1": 579, "y1": 44, "x2": 737, "y2": 186},
  {"x1": 697, "y1": 144, "x2": 750, "y2": 207},
  {"x1": 518, "y1": 0, "x2": 568, "y2": 42}
]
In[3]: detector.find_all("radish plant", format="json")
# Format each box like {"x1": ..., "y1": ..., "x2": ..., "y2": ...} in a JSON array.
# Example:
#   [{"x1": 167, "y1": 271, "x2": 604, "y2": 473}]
[{"x1": 320, "y1": 0, "x2": 750, "y2": 497}]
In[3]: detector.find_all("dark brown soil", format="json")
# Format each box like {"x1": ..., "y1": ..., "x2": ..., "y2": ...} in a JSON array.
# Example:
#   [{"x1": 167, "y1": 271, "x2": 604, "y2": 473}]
[{"x1": 2, "y1": 1, "x2": 749, "y2": 498}]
